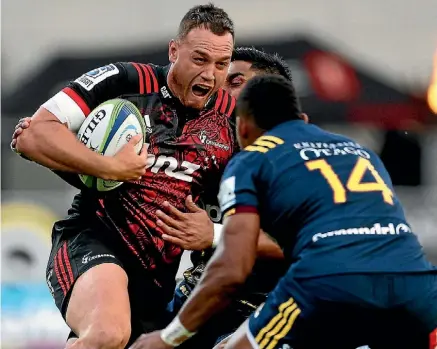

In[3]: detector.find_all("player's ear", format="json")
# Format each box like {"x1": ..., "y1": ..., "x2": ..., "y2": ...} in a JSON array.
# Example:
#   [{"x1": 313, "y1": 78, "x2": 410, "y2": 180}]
[
  {"x1": 169, "y1": 39, "x2": 178, "y2": 63},
  {"x1": 300, "y1": 113, "x2": 309, "y2": 124}
]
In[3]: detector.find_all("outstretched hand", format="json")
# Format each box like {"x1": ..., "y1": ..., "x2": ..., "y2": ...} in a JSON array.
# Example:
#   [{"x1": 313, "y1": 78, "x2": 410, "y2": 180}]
[{"x1": 156, "y1": 195, "x2": 214, "y2": 250}]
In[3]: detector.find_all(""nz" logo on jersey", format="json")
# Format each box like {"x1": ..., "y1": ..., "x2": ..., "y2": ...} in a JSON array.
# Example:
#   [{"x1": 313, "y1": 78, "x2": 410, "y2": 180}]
[{"x1": 146, "y1": 154, "x2": 201, "y2": 182}]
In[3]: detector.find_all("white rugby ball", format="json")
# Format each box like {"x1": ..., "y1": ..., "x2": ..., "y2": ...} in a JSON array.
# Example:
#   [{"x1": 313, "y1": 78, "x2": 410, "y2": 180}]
[{"x1": 77, "y1": 98, "x2": 145, "y2": 191}]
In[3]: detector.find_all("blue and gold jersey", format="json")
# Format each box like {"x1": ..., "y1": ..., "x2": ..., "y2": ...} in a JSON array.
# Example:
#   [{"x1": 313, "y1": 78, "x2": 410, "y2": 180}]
[{"x1": 218, "y1": 120, "x2": 433, "y2": 277}]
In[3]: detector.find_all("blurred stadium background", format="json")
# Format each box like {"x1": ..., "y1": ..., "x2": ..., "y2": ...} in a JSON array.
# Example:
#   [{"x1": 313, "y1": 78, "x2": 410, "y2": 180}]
[{"x1": 1, "y1": 0, "x2": 437, "y2": 347}]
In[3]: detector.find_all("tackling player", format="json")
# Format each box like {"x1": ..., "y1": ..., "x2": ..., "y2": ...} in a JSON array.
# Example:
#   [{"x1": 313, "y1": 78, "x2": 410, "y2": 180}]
[
  {"x1": 131, "y1": 75, "x2": 437, "y2": 349},
  {"x1": 12, "y1": 4, "x2": 240, "y2": 349},
  {"x1": 160, "y1": 47, "x2": 291, "y2": 349}
]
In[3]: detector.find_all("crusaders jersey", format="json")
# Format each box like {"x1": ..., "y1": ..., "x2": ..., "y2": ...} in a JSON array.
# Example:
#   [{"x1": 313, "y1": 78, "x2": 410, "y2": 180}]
[{"x1": 55, "y1": 63, "x2": 236, "y2": 275}]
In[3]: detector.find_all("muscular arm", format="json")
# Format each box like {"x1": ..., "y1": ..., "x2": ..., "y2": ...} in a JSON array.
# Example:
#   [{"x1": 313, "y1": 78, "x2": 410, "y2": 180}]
[
  {"x1": 16, "y1": 108, "x2": 116, "y2": 178},
  {"x1": 15, "y1": 62, "x2": 142, "y2": 180},
  {"x1": 178, "y1": 213, "x2": 260, "y2": 331}
]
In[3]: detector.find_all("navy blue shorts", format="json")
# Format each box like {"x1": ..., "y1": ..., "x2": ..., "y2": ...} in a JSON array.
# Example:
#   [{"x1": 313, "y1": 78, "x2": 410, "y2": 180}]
[{"x1": 247, "y1": 273, "x2": 437, "y2": 349}]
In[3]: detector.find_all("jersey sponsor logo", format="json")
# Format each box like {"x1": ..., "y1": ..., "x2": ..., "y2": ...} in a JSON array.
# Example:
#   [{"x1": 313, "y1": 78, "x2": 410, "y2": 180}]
[
  {"x1": 75, "y1": 64, "x2": 119, "y2": 91},
  {"x1": 312, "y1": 222, "x2": 412, "y2": 242},
  {"x1": 77, "y1": 108, "x2": 107, "y2": 146},
  {"x1": 81, "y1": 251, "x2": 116, "y2": 264},
  {"x1": 218, "y1": 176, "x2": 236, "y2": 211},
  {"x1": 160, "y1": 86, "x2": 171, "y2": 98},
  {"x1": 146, "y1": 154, "x2": 201, "y2": 182},
  {"x1": 297, "y1": 141, "x2": 371, "y2": 161},
  {"x1": 46, "y1": 269, "x2": 55, "y2": 297},
  {"x1": 294, "y1": 141, "x2": 362, "y2": 150},
  {"x1": 245, "y1": 135, "x2": 284, "y2": 153},
  {"x1": 199, "y1": 130, "x2": 230, "y2": 151}
]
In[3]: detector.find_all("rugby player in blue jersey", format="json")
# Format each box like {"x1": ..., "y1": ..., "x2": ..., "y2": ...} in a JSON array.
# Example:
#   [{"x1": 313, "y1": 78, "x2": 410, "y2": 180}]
[{"x1": 132, "y1": 75, "x2": 437, "y2": 349}]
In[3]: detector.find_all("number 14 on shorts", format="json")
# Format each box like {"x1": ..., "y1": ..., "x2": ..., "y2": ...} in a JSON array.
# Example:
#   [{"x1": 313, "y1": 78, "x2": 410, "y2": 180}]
[{"x1": 305, "y1": 157, "x2": 394, "y2": 205}]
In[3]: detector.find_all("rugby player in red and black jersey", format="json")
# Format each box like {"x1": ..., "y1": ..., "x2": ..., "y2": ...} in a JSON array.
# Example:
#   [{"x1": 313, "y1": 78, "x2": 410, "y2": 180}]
[
  {"x1": 11, "y1": 4, "x2": 243, "y2": 349},
  {"x1": 161, "y1": 48, "x2": 292, "y2": 349}
]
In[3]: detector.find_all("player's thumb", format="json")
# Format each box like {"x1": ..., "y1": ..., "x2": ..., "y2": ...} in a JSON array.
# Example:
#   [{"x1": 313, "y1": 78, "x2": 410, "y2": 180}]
[
  {"x1": 129, "y1": 133, "x2": 143, "y2": 146},
  {"x1": 186, "y1": 195, "x2": 201, "y2": 212},
  {"x1": 139, "y1": 142, "x2": 150, "y2": 158}
]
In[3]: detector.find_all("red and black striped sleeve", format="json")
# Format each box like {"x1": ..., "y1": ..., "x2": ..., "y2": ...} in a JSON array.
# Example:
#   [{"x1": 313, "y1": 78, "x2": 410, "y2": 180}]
[
  {"x1": 213, "y1": 88, "x2": 236, "y2": 117},
  {"x1": 45, "y1": 62, "x2": 160, "y2": 131},
  {"x1": 63, "y1": 62, "x2": 160, "y2": 117}
]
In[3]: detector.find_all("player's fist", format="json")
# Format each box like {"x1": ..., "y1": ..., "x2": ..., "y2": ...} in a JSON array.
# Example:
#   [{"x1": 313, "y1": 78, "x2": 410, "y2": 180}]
[
  {"x1": 108, "y1": 134, "x2": 148, "y2": 181},
  {"x1": 11, "y1": 117, "x2": 32, "y2": 152}
]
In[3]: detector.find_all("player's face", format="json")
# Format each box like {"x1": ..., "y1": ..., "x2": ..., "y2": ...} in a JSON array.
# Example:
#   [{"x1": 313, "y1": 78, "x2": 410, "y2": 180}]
[
  {"x1": 224, "y1": 61, "x2": 258, "y2": 99},
  {"x1": 168, "y1": 28, "x2": 233, "y2": 109}
]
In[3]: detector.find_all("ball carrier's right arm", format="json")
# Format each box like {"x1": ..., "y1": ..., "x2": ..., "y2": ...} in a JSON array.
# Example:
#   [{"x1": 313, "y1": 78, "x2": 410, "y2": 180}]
[{"x1": 13, "y1": 63, "x2": 148, "y2": 181}]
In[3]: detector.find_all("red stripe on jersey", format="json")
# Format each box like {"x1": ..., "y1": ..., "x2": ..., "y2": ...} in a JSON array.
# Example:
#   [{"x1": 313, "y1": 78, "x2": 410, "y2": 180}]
[
  {"x1": 227, "y1": 96, "x2": 236, "y2": 116},
  {"x1": 144, "y1": 64, "x2": 159, "y2": 92},
  {"x1": 220, "y1": 92, "x2": 229, "y2": 114},
  {"x1": 131, "y1": 63, "x2": 144, "y2": 94},
  {"x1": 62, "y1": 87, "x2": 91, "y2": 116},
  {"x1": 224, "y1": 205, "x2": 258, "y2": 218},
  {"x1": 215, "y1": 89, "x2": 224, "y2": 110},
  {"x1": 140, "y1": 64, "x2": 152, "y2": 93},
  {"x1": 235, "y1": 206, "x2": 258, "y2": 214}
]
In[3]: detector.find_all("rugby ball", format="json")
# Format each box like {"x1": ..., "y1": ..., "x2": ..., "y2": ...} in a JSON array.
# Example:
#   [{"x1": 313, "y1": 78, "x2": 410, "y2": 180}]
[{"x1": 77, "y1": 99, "x2": 145, "y2": 191}]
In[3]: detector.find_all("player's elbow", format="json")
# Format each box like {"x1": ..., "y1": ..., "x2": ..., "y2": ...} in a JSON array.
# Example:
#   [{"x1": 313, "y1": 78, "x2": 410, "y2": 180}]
[
  {"x1": 227, "y1": 268, "x2": 248, "y2": 287},
  {"x1": 213, "y1": 261, "x2": 248, "y2": 289}
]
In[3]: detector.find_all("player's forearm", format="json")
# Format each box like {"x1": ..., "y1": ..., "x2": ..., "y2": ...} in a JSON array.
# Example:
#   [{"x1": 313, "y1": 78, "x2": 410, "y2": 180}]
[
  {"x1": 15, "y1": 112, "x2": 115, "y2": 179},
  {"x1": 163, "y1": 214, "x2": 258, "y2": 346},
  {"x1": 257, "y1": 230, "x2": 284, "y2": 259}
]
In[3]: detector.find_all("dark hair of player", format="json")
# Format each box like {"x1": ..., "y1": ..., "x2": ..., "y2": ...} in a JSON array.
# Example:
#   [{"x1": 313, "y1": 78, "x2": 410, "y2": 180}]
[
  {"x1": 237, "y1": 75, "x2": 302, "y2": 130},
  {"x1": 177, "y1": 3, "x2": 234, "y2": 40},
  {"x1": 232, "y1": 47, "x2": 293, "y2": 81}
]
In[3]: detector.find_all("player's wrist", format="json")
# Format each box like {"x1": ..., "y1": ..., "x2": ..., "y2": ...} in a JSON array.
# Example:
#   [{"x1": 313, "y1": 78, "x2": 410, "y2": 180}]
[
  {"x1": 212, "y1": 223, "x2": 223, "y2": 248},
  {"x1": 160, "y1": 316, "x2": 196, "y2": 347},
  {"x1": 96, "y1": 156, "x2": 119, "y2": 181}
]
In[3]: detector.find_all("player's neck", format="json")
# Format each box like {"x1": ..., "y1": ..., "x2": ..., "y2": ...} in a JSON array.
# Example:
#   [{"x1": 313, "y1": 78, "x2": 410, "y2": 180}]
[
  {"x1": 247, "y1": 129, "x2": 265, "y2": 145},
  {"x1": 166, "y1": 66, "x2": 180, "y2": 101}
]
